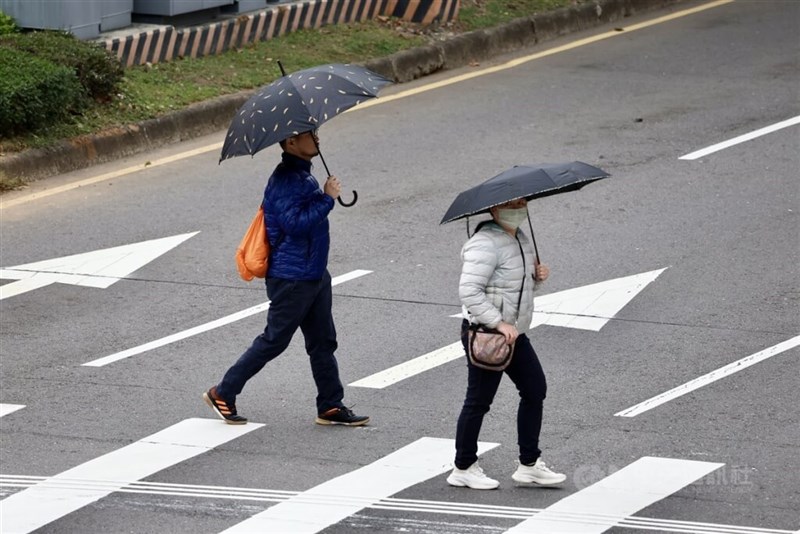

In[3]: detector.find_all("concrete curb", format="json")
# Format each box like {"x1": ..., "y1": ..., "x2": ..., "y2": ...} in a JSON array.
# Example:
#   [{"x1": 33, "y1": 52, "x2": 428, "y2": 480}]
[{"x1": 0, "y1": 0, "x2": 685, "y2": 184}]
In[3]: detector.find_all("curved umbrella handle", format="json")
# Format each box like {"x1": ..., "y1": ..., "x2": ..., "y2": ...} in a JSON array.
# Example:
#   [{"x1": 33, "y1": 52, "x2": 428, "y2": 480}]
[{"x1": 337, "y1": 190, "x2": 358, "y2": 207}]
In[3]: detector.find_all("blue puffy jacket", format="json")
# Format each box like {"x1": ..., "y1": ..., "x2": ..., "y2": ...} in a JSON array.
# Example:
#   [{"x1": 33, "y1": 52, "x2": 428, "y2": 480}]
[{"x1": 263, "y1": 153, "x2": 335, "y2": 280}]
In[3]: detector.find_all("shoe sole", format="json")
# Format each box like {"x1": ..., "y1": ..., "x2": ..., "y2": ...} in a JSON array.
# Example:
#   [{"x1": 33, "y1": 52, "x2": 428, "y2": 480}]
[
  {"x1": 203, "y1": 392, "x2": 247, "y2": 425},
  {"x1": 446, "y1": 476, "x2": 466, "y2": 487},
  {"x1": 314, "y1": 416, "x2": 370, "y2": 426},
  {"x1": 447, "y1": 476, "x2": 499, "y2": 490},
  {"x1": 511, "y1": 474, "x2": 566, "y2": 486}
]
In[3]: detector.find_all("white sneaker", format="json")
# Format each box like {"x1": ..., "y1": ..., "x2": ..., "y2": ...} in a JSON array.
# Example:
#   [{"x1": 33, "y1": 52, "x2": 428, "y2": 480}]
[
  {"x1": 447, "y1": 462, "x2": 500, "y2": 490},
  {"x1": 512, "y1": 458, "x2": 567, "y2": 486}
]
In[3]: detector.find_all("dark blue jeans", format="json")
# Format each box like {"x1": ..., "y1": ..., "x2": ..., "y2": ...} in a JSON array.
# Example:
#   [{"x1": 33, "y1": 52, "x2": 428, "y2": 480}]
[
  {"x1": 454, "y1": 320, "x2": 547, "y2": 469},
  {"x1": 216, "y1": 270, "x2": 345, "y2": 413}
]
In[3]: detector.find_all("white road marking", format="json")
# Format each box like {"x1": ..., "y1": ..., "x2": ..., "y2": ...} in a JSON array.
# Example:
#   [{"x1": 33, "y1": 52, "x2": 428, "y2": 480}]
[
  {"x1": 0, "y1": 418, "x2": 262, "y2": 534},
  {"x1": 0, "y1": 232, "x2": 199, "y2": 300},
  {"x1": 529, "y1": 268, "x2": 666, "y2": 331},
  {"x1": 350, "y1": 342, "x2": 463, "y2": 389},
  {"x1": 0, "y1": 2, "x2": 733, "y2": 210},
  {"x1": 679, "y1": 115, "x2": 800, "y2": 160},
  {"x1": 505, "y1": 457, "x2": 723, "y2": 533},
  {"x1": 616, "y1": 335, "x2": 800, "y2": 417},
  {"x1": 83, "y1": 300, "x2": 271, "y2": 367},
  {"x1": 1, "y1": 473, "x2": 793, "y2": 534},
  {"x1": 353, "y1": 269, "x2": 666, "y2": 389},
  {"x1": 219, "y1": 437, "x2": 498, "y2": 534},
  {"x1": 0, "y1": 278, "x2": 57, "y2": 300},
  {"x1": 0, "y1": 404, "x2": 25, "y2": 417},
  {"x1": 82, "y1": 269, "x2": 372, "y2": 367}
]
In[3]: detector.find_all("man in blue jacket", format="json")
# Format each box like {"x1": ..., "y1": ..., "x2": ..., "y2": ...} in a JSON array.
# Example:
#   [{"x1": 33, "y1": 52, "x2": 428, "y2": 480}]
[{"x1": 204, "y1": 129, "x2": 369, "y2": 426}]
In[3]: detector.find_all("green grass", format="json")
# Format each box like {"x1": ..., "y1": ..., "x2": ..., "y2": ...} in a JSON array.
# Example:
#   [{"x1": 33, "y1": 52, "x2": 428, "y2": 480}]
[
  {"x1": 0, "y1": 0, "x2": 580, "y2": 157},
  {"x1": 457, "y1": 0, "x2": 580, "y2": 31}
]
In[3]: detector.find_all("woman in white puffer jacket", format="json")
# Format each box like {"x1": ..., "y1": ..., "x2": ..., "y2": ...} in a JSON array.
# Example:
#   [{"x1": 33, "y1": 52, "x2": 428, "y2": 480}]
[{"x1": 446, "y1": 197, "x2": 567, "y2": 490}]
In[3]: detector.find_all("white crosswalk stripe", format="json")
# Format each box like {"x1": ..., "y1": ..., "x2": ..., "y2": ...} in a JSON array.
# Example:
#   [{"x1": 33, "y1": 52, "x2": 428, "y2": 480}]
[
  {"x1": 1, "y1": 458, "x2": 792, "y2": 534},
  {"x1": 504, "y1": 457, "x2": 723, "y2": 533},
  {"x1": 0, "y1": 418, "x2": 262, "y2": 534},
  {"x1": 218, "y1": 437, "x2": 498, "y2": 533}
]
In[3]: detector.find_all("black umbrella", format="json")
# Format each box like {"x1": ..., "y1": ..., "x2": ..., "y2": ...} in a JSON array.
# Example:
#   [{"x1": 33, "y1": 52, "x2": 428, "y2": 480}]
[
  {"x1": 219, "y1": 62, "x2": 392, "y2": 206},
  {"x1": 441, "y1": 161, "x2": 610, "y2": 262}
]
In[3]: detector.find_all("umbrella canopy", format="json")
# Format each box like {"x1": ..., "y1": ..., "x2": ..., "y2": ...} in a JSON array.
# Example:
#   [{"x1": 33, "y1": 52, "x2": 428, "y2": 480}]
[
  {"x1": 440, "y1": 161, "x2": 610, "y2": 225},
  {"x1": 220, "y1": 63, "x2": 391, "y2": 163}
]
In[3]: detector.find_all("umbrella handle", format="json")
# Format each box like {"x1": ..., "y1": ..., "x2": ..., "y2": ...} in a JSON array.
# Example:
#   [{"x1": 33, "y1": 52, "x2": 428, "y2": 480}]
[
  {"x1": 314, "y1": 138, "x2": 358, "y2": 208},
  {"x1": 338, "y1": 190, "x2": 358, "y2": 207},
  {"x1": 527, "y1": 212, "x2": 541, "y2": 265}
]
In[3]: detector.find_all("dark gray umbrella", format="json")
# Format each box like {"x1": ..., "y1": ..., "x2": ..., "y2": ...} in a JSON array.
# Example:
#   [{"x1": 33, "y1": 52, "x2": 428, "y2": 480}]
[
  {"x1": 441, "y1": 161, "x2": 610, "y2": 261},
  {"x1": 219, "y1": 62, "x2": 392, "y2": 206}
]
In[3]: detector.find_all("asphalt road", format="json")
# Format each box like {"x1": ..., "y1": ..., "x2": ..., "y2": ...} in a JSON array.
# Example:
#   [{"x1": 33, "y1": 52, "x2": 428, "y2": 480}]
[{"x1": 1, "y1": 1, "x2": 798, "y2": 533}]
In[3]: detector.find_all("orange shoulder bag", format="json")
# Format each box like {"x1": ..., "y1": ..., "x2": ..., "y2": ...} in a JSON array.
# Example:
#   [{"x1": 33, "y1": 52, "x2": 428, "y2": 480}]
[{"x1": 235, "y1": 206, "x2": 269, "y2": 281}]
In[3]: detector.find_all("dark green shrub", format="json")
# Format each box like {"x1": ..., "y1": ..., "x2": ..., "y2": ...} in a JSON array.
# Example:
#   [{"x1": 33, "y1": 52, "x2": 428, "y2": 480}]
[
  {"x1": 0, "y1": 31, "x2": 123, "y2": 102},
  {"x1": 0, "y1": 47, "x2": 84, "y2": 137},
  {"x1": 0, "y1": 10, "x2": 18, "y2": 35}
]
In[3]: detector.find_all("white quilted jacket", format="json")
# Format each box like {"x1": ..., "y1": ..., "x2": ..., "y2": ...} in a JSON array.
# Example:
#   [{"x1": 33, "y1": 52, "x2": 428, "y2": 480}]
[{"x1": 459, "y1": 222, "x2": 537, "y2": 329}]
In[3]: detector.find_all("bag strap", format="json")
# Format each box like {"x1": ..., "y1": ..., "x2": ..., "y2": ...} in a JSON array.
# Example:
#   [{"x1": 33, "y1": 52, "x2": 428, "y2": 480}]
[{"x1": 512, "y1": 233, "x2": 525, "y2": 325}]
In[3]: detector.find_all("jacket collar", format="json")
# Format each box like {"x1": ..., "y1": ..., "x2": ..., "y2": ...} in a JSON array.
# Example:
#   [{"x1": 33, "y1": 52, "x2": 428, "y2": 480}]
[{"x1": 281, "y1": 152, "x2": 313, "y2": 173}]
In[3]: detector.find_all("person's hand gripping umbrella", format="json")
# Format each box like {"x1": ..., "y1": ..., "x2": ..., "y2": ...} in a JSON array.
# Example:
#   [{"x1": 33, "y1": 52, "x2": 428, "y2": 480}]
[{"x1": 219, "y1": 61, "x2": 392, "y2": 207}]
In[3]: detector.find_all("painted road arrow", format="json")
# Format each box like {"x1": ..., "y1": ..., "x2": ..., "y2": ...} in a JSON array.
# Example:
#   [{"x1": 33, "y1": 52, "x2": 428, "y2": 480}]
[
  {"x1": 529, "y1": 268, "x2": 667, "y2": 331},
  {"x1": 0, "y1": 232, "x2": 199, "y2": 300},
  {"x1": 352, "y1": 268, "x2": 668, "y2": 389}
]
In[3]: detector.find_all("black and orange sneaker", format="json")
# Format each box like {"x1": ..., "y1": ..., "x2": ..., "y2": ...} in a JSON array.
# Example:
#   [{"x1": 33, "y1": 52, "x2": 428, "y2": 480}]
[
  {"x1": 315, "y1": 406, "x2": 369, "y2": 426},
  {"x1": 203, "y1": 386, "x2": 247, "y2": 425}
]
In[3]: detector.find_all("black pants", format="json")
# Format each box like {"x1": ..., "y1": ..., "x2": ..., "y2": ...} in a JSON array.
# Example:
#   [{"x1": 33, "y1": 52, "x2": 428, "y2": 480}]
[
  {"x1": 454, "y1": 320, "x2": 547, "y2": 470},
  {"x1": 217, "y1": 270, "x2": 344, "y2": 413}
]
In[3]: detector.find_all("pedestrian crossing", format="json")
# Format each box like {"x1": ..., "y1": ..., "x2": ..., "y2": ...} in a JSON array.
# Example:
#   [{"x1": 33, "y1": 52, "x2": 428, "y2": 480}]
[
  {"x1": 219, "y1": 437, "x2": 498, "y2": 533},
  {"x1": 505, "y1": 457, "x2": 722, "y2": 534},
  {"x1": 0, "y1": 423, "x2": 793, "y2": 534},
  {"x1": 0, "y1": 419, "x2": 262, "y2": 534},
  {"x1": 1, "y1": 473, "x2": 794, "y2": 534},
  {"x1": 2, "y1": 266, "x2": 798, "y2": 533}
]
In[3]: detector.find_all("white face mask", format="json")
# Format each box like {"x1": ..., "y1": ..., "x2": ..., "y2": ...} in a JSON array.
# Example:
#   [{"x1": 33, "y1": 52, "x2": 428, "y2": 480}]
[{"x1": 496, "y1": 207, "x2": 528, "y2": 229}]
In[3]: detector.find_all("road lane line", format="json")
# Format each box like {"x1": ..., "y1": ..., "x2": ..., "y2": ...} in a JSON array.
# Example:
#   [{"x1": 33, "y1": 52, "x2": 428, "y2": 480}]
[
  {"x1": 0, "y1": 404, "x2": 25, "y2": 418},
  {"x1": 219, "y1": 437, "x2": 499, "y2": 534},
  {"x1": 0, "y1": 0, "x2": 734, "y2": 209},
  {"x1": 504, "y1": 457, "x2": 723, "y2": 533},
  {"x1": 679, "y1": 115, "x2": 800, "y2": 160},
  {"x1": 82, "y1": 269, "x2": 372, "y2": 367},
  {"x1": 616, "y1": 335, "x2": 800, "y2": 417},
  {"x1": 0, "y1": 418, "x2": 263, "y2": 534},
  {"x1": 0, "y1": 277, "x2": 58, "y2": 300},
  {"x1": 350, "y1": 342, "x2": 463, "y2": 388}
]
